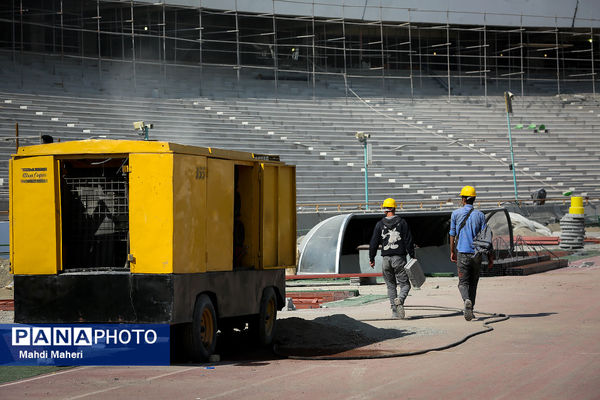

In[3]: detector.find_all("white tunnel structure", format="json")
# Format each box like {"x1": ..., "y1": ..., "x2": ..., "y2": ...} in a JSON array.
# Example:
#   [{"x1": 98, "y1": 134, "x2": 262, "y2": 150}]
[{"x1": 298, "y1": 208, "x2": 513, "y2": 275}]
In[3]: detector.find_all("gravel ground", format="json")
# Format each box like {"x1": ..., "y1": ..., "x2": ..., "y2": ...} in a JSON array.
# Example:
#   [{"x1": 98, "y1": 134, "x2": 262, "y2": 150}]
[
  {"x1": 0, "y1": 311, "x2": 12, "y2": 323},
  {"x1": 0, "y1": 259, "x2": 11, "y2": 289}
]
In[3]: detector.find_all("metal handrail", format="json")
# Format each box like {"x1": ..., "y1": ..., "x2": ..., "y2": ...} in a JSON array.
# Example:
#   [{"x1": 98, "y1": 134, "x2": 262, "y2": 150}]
[
  {"x1": 513, "y1": 234, "x2": 562, "y2": 262},
  {"x1": 296, "y1": 196, "x2": 598, "y2": 213},
  {"x1": 0, "y1": 197, "x2": 596, "y2": 214},
  {"x1": 494, "y1": 235, "x2": 514, "y2": 260}
]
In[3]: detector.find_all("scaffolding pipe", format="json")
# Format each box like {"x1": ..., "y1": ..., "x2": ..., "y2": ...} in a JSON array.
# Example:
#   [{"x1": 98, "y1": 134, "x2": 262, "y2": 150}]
[
  {"x1": 198, "y1": 4, "x2": 203, "y2": 96},
  {"x1": 408, "y1": 10, "x2": 414, "y2": 100},
  {"x1": 555, "y1": 19, "x2": 560, "y2": 94},
  {"x1": 60, "y1": 0, "x2": 64, "y2": 63},
  {"x1": 311, "y1": 3, "x2": 316, "y2": 100},
  {"x1": 591, "y1": 27, "x2": 596, "y2": 97},
  {"x1": 235, "y1": 0, "x2": 241, "y2": 94},
  {"x1": 272, "y1": 0, "x2": 279, "y2": 99},
  {"x1": 520, "y1": 16, "x2": 525, "y2": 97},
  {"x1": 130, "y1": 0, "x2": 136, "y2": 90},
  {"x1": 484, "y1": 17, "x2": 488, "y2": 106},
  {"x1": 380, "y1": 1, "x2": 385, "y2": 100},
  {"x1": 342, "y1": 2, "x2": 348, "y2": 102},
  {"x1": 12, "y1": 0, "x2": 15, "y2": 64},
  {"x1": 19, "y1": 0, "x2": 23, "y2": 89},
  {"x1": 97, "y1": 0, "x2": 102, "y2": 81},
  {"x1": 446, "y1": 11, "x2": 451, "y2": 101},
  {"x1": 163, "y1": 3, "x2": 166, "y2": 88}
]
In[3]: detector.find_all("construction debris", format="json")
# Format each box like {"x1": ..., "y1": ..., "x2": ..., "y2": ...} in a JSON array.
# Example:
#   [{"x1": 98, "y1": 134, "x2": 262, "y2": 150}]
[
  {"x1": 509, "y1": 212, "x2": 554, "y2": 237},
  {"x1": 0, "y1": 259, "x2": 11, "y2": 289}
]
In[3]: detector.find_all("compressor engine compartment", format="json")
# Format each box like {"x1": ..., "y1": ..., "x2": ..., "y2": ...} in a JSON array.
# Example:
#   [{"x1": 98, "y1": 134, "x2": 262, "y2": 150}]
[{"x1": 60, "y1": 157, "x2": 130, "y2": 272}]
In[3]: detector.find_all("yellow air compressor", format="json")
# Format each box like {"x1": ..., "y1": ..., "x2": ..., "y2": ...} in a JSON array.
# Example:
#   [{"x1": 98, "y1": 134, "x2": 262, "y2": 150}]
[{"x1": 9, "y1": 139, "x2": 296, "y2": 360}]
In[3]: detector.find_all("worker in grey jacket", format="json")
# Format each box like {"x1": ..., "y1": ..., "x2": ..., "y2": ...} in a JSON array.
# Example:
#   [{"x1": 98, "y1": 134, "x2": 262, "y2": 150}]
[{"x1": 369, "y1": 198, "x2": 415, "y2": 319}]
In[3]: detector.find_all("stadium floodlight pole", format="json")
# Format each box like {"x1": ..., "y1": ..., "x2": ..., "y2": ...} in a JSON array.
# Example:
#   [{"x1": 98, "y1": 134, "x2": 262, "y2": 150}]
[
  {"x1": 356, "y1": 132, "x2": 371, "y2": 210},
  {"x1": 504, "y1": 91, "x2": 518, "y2": 200}
]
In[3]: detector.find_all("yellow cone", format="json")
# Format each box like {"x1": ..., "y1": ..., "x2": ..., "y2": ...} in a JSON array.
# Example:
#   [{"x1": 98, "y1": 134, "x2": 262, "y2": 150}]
[{"x1": 569, "y1": 196, "x2": 585, "y2": 215}]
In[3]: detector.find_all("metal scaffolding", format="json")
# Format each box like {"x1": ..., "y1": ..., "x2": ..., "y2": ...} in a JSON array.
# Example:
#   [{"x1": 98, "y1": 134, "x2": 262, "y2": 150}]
[{"x1": 1, "y1": 0, "x2": 598, "y2": 100}]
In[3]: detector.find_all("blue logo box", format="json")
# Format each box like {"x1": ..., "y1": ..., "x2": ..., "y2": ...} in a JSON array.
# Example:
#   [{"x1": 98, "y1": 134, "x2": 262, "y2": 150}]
[{"x1": 0, "y1": 324, "x2": 170, "y2": 366}]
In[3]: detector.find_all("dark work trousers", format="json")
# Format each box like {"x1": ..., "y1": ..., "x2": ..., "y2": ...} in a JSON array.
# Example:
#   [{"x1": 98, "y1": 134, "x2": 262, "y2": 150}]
[
  {"x1": 457, "y1": 252, "x2": 482, "y2": 307},
  {"x1": 382, "y1": 255, "x2": 411, "y2": 306}
]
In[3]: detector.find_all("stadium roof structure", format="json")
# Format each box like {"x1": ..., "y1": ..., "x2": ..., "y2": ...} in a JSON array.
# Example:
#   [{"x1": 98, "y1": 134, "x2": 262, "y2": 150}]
[{"x1": 127, "y1": 0, "x2": 600, "y2": 28}]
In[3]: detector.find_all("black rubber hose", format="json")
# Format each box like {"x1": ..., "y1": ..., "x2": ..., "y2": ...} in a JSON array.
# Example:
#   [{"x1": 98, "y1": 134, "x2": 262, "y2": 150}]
[{"x1": 273, "y1": 305, "x2": 510, "y2": 360}]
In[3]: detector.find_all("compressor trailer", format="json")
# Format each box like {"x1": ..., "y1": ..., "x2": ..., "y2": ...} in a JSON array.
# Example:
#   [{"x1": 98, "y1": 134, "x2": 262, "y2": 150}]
[{"x1": 10, "y1": 140, "x2": 296, "y2": 361}]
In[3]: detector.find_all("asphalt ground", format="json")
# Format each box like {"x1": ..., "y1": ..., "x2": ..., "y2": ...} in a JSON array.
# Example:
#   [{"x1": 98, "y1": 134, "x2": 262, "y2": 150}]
[{"x1": 1, "y1": 254, "x2": 599, "y2": 399}]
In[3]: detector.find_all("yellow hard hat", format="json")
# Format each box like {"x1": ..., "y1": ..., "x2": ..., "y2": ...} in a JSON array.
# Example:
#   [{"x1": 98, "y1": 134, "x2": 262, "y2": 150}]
[
  {"x1": 459, "y1": 185, "x2": 477, "y2": 197},
  {"x1": 382, "y1": 198, "x2": 397, "y2": 209}
]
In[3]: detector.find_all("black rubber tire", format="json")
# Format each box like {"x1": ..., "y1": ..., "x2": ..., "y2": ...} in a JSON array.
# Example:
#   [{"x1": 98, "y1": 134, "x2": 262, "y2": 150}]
[
  {"x1": 250, "y1": 287, "x2": 278, "y2": 346},
  {"x1": 191, "y1": 294, "x2": 217, "y2": 361}
]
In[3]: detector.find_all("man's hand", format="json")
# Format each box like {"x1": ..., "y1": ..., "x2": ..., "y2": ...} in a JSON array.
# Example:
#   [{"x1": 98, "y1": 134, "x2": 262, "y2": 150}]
[
  {"x1": 449, "y1": 235, "x2": 457, "y2": 263},
  {"x1": 369, "y1": 260, "x2": 375, "y2": 269},
  {"x1": 450, "y1": 249, "x2": 457, "y2": 263}
]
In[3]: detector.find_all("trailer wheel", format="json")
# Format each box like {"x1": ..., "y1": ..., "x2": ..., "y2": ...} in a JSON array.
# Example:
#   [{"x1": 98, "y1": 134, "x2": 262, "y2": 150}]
[
  {"x1": 191, "y1": 294, "x2": 217, "y2": 361},
  {"x1": 250, "y1": 287, "x2": 277, "y2": 346}
]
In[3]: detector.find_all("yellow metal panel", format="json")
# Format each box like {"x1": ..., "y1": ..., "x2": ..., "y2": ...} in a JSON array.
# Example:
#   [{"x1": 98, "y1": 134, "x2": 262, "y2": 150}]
[
  {"x1": 16, "y1": 140, "x2": 173, "y2": 157},
  {"x1": 235, "y1": 164, "x2": 260, "y2": 269},
  {"x1": 55, "y1": 158, "x2": 63, "y2": 271},
  {"x1": 277, "y1": 165, "x2": 297, "y2": 267},
  {"x1": 129, "y1": 153, "x2": 174, "y2": 274},
  {"x1": 11, "y1": 156, "x2": 60, "y2": 274},
  {"x1": 9, "y1": 159, "x2": 12, "y2": 271},
  {"x1": 260, "y1": 165, "x2": 296, "y2": 269},
  {"x1": 16, "y1": 139, "x2": 260, "y2": 162},
  {"x1": 206, "y1": 158, "x2": 234, "y2": 272},
  {"x1": 260, "y1": 165, "x2": 279, "y2": 268},
  {"x1": 173, "y1": 154, "x2": 207, "y2": 273}
]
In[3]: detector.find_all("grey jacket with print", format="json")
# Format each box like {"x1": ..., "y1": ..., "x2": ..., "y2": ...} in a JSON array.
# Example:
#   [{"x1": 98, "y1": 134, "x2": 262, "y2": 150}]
[{"x1": 369, "y1": 215, "x2": 415, "y2": 262}]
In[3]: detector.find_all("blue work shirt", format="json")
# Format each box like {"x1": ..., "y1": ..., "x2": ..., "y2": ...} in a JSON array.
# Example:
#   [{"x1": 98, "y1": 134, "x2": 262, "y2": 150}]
[{"x1": 449, "y1": 205, "x2": 487, "y2": 253}]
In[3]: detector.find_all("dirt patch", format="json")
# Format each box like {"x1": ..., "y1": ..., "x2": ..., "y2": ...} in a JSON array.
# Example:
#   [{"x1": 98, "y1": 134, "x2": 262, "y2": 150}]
[
  {"x1": 211, "y1": 314, "x2": 418, "y2": 360},
  {"x1": 547, "y1": 223, "x2": 561, "y2": 232},
  {"x1": 0, "y1": 289, "x2": 12, "y2": 300},
  {"x1": 0, "y1": 259, "x2": 11, "y2": 289},
  {"x1": 274, "y1": 314, "x2": 414, "y2": 357}
]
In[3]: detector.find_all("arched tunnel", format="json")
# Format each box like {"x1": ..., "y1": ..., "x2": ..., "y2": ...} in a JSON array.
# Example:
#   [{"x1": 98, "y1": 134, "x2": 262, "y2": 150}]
[{"x1": 298, "y1": 209, "x2": 513, "y2": 275}]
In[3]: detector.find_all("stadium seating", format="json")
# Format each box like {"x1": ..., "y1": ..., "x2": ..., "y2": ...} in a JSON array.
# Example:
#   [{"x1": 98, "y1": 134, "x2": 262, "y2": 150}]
[{"x1": 0, "y1": 54, "x2": 599, "y2": 208}]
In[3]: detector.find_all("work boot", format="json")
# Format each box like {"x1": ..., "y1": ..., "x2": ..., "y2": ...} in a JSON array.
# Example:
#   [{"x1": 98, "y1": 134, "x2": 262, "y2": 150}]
[
  {"x1": 464, "y1": 299, "x2": 474, "y2": 321},
  {"x1": 391, "y1": 305, "x2": 401, "y2": 319},
  {"x1": 394, "y1": 298, "x2": 405, "y2": 319}
]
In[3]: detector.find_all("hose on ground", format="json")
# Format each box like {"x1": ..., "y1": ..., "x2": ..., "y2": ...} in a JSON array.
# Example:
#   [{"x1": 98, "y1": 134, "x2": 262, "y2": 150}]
[{"x1": 273, "y1": 304, "x2": 510, "y2": 360}]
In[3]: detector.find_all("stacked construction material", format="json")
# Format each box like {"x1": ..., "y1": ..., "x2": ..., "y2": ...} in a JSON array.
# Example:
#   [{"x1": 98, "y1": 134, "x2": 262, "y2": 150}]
[
  {"x1": 560, "y1": 197, "x2": 586, "y2": 249},
  {"x1": 286, "y1": 290, "x2": 359, "y2": 309}
]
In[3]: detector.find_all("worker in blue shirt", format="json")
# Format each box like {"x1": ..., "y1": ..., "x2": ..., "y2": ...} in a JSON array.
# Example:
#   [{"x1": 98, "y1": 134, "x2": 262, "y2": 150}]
[{"x1": 449, "y1": 185, "x2": 494, "y2": 321}]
